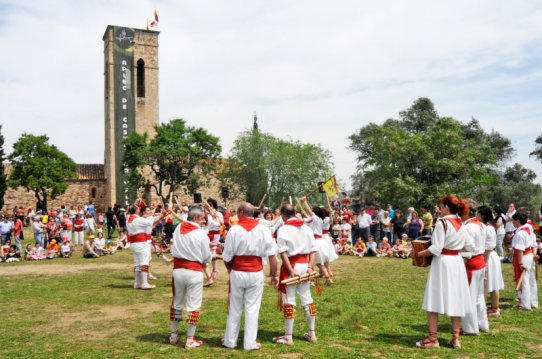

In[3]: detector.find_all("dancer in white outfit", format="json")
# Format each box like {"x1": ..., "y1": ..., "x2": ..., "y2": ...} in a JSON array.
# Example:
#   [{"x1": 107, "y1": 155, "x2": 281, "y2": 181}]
[
  {"x1": 169, "y1": 206, "x2": 212, "y2": 349},
  {"x1": 461, "y1": 200, "x2": 489, "y2": 335},
  {"x1": 221, "y1": 202, "x2": 278, "y2": 351},
  {"x1": 413, "y1": 195, "x2": 473, "y2": 349},
  {"x1": 126, "y1": 205, "x2": 163, "y2": 290},
  {"x1": 478, "y1": 206, "x2": 504, "y2": 317},
  {"x1": 512, "y1": 212, "x2": 537, "y2": 310},
  {"x1": 273, "y1": 204, "x2": 318, "y2": 346}
]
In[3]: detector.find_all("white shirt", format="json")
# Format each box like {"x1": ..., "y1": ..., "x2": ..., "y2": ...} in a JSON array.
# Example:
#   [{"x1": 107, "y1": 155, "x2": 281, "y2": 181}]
[
  {"x1": 126, "y1": 215, "x2": 154, "y2": 235},
  {"x1": 512, "y1": 224, "x2": 531, "y2": 251},
  {"x1": 222, "y1": 219, "x2": 277, "y2": 262},
  {"x1": 428, "y1": 215, "x2": 471, "y2": 256},
  {"x1": 276, "y1": 219, "x2": 316, "y2": 256},
  {"x1": 207, "y1": 211, "x2": 224, "y2": 232},
  {"x1": 305, "y1": 214, "x2": 324, "y2": 236},
  {"x1": 171, "y1": 221, "x2": 212, "y2": 264},
  {"x1": 484, "y1": 224, "x2": 497, "y2": 251},
  {"x1": 505, "y1": 210, "x2": 516, "y2": 232},
  {"x1": 461, "y1": 218, "x2": 486, "y2": 258},
  {"x1": 357, "y1": 213, "x2": 372, "y2": 228}
]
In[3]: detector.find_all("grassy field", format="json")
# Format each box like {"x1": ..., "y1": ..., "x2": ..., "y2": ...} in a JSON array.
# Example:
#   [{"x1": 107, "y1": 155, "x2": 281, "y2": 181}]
[{"x1": 0, "y1": 232, "x2": 540, "y2": 359}]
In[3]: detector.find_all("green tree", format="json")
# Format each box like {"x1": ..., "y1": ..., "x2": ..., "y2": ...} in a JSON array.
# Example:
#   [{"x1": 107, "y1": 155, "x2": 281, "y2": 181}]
[
  {"x1": 349, "y1": 98, "x2": 514, "y2": 209},
  {"x1": 486, "y1": 163, "x2": 542, "y2": 214},
  {"x1": 0, "y1": 125, "x2": 7, "y2": 210},
  {"x1": 530, "y1": 134, "x2": 542, "y2": 162},
  {"x1": 223, "y1": 128, "x2": 334, "y2": 207},
  {"x1": 7, "y1": 134, "x2": 77, "y2": 211},
  {"x1": 123, "y1": 119, "x2": 221, "y2": 204}
]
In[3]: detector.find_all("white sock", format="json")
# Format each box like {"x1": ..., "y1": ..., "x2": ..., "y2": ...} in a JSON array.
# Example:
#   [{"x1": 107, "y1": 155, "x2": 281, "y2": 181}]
[
  {"x1": 187, "y1": 324, "x2": 196, "y2": 339},
  {"x1": 304, "y1": 305, "x2": 316, "y2": 335},
  {"x1": 285, "y1": 319, "x2": 294, "y2": 339},
  {"x1": 141, "y1": 272, "x2": 150, "y2": 286},
  {"x1": 171, "y1": 319, "x2": 180, "y2": 333}
]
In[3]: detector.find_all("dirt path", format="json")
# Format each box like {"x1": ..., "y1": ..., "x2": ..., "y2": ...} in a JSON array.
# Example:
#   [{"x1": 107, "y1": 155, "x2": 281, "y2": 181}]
[{"x1": 0, "y1": 262, "x2": 132, "y2": 276}]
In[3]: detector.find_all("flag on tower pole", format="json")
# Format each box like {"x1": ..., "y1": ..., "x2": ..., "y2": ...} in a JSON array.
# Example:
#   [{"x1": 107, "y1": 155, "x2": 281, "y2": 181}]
[{"x1": 150, "y1": 9, "x2": 159, "y2": 27}]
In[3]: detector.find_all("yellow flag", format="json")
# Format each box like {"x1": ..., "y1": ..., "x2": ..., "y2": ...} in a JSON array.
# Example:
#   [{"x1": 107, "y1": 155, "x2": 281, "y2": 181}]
[{"x1": 321, "y1": 176, "x2": 339, "y2": 198}]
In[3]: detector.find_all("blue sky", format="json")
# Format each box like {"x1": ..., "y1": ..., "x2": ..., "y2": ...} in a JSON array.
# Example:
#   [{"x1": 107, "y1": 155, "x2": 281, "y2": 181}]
[{"x1": 1, "y1": 0, "x2": 541, "y2": 187}]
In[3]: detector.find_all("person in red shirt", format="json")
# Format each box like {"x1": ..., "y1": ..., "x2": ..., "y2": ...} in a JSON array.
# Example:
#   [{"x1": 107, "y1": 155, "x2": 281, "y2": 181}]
[
  {"x1": 73, "y1": 214, "x2": 85, "y2": 247},
  {"x1": 14, "y1": 215, "x2": 24, "y2": 253}
]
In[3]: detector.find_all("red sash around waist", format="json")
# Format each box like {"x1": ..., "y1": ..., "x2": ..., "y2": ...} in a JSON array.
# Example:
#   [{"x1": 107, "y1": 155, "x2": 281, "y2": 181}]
[
  {"x1": 441, "y1": 249, "x2": 460, "y2": 255},
  {"x1": 314, "y1": 234, "x2": 322, "y2": 239},
  {"x1": 513, "y1": 248, "x2": 533, "y2": 287},
  {"x1": 127, "y1": 233, "x2": 148, "y2": 243},
  {"x1": 232, "y1": 255, "x2": 263, "y2": 272},
  {"x1": 466, "y1": 254, "x2": 486, "y2": 285},
  {"x1": 278, "y1": 253, "x2": 310, "y2": 294},
  {"x1": 173, "y1": 257, "x2": 203, "y2": 272},
  {"x1": 208, "y1": 230, "x2": 220, "y2": 241},
  {"x1": 323, "y1": 230, "x2": 329, "y2": 235}
]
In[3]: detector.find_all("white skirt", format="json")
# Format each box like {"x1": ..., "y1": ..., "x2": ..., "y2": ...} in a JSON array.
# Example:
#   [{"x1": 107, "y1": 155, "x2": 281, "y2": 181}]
[
  {"x1": 422, "y1": 254, "x2": 473, "y2": 316},
  {"x1": 486, "y1": 251, "x2": 505, "y2": 292},
  {"x1": 314, "y1": 238, "x2": 332, "y2": 264},
  {"x1": 324, "y1": 234, "x2": 338, "y2": 262}
]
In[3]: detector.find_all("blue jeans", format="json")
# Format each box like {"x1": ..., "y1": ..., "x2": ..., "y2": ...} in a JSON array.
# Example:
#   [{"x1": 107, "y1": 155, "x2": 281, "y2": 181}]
[
  {"x1": 1, "y1": 233, "x2": 11, "y2": 244},
  {"x1": 34, "y1": 232, "x2": 45, "y2": 248}
]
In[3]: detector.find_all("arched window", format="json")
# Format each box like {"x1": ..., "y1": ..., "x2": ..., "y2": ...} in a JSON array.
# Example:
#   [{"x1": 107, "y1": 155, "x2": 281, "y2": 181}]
[
  {"x1": 91, "y1": 188, "x2": 97, "y2": 199},
  {"x1": 137, "y1": 58, "x2": 145, "y2": 97}
]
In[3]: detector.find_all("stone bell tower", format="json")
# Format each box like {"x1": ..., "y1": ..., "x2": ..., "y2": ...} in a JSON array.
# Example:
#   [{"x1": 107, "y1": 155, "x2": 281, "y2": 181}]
[{"x1": 103, "y1": 25, "x2": 159, "y2": 207}]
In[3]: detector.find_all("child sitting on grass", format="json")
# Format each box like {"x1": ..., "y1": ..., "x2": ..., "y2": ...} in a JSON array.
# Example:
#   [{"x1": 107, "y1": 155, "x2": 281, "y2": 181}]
[
  {"x1": 60, "y1": 239, "x2": 73, "y2": 258},
  {"x1": 1, "y1": 240, "x2": 10, "y2": 261},
  {"x1": 341, "y1": 241, "x2": 354, "y2": 255},
  {"x1": 378, "y1": 237, "x2": 392, "y2": 257},
  {"x1": 390, "y1": 238, "x2": 406, "y2": 258},
  {"x1": 366, "y1": 236, "x2": 378, "y2": 256},
  {"x1": 30, "y1": 242, "x2": 46, "y2": 260},
  {"x1": 5, "y1": 245, "x2": 21, "y2": 262},
  {"x1": 354, "y1": 239, "x2": 367, "y2": 257},
  {"x1": 24, "y1": 244, "x2": 33, "y2": 261},
  {"x1": 47, "y1": 239, "x2": 60, "y2": 259}
]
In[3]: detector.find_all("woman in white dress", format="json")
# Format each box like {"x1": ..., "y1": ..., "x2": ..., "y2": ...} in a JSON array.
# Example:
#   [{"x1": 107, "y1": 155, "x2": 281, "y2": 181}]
[
  {"x1": 413, "y1": 195, "x2": 473, "y2": 349},
  {"x1": 479, "y1": 206, "x2": 504, "y2": 317}
]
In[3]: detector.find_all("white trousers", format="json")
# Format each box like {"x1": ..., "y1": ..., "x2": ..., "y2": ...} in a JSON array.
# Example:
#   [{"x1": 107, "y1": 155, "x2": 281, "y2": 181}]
[
  {"x1": 172, "y1": 268, "x2": 204, "y2": 313},
  {"x1": 283, "y1": 262, "x2": 313, "y2": 306},
  {"x1": 462, "y1": 268, "x2": 488, "y2": 333},
  {"x1": 130, "y1": 242, "x2": 151, "y2": 268},
  {"x1": 519, "y1": 254, "x2": 536, "y2": 309},
  {"x1": 73, "y1": 231, "x2": 84, "y2": 246},
  {"x1": 223, "y1": 270, "x2": 264, "y2": 350}
]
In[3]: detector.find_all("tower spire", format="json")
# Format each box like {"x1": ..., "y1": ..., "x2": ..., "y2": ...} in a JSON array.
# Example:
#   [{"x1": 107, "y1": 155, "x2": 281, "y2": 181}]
[{"x1": 253, "y1": 111, "x2": 258, "y2": 130}]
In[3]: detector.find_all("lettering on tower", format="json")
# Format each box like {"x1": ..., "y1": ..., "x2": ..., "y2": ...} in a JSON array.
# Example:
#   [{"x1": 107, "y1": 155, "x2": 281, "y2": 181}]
[{"x1": 113, "y1": 27, "x2": 136, "y2": 206}]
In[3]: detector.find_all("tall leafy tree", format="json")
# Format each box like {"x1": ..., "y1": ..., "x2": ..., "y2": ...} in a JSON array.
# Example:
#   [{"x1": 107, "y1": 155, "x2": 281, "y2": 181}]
[
  {"x1": 8, "y1": 134, "x2": 77, "y2": 211},
  {"x1": 222, "y1": 128, "x2": 334, "y2": 206},
  {"x1": 123, "y1": 119, "x2": 221, "y2": 204},
  {"x1": 530, "y1": 134, "x2": 542, "y2": 162},
  {"x1": 349, "y1": 98, "x2": 514, "y2": 209},
  {"x1": 0, "y1": 125, "x2": 7, "y2": 210}
]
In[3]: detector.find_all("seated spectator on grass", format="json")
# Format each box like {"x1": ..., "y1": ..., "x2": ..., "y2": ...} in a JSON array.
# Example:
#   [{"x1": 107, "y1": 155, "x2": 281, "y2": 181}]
[
  {"x1": 60, "y1": 239, "x2": 73, "y2": 258},
  {"x1": 93, "y1": 232, "x2": 106, "y2": 256},
  {"x1": 341, "y1": 241, "x2": 354, "y2": 255},
  {"x1": 378, "y1": 237, "x2": 391, "y2": 257},
  {"x1": 332, "y1": 239, "x2": 340, "y2": 254},
  {"x1": 331, "y1": 219, "x2": 341, "y2": 239},
  {"x1": 117, "y1": 229, "x2": 128, "y2": 248},
  {"x1": 390, "y1": 238, "x2": 406, "y2": 258},
  {"x1": 30, "y1": 242, "x2": 46, "y2": 260},
  {"x1": 1, "y1": 239, "x2": 10, "y2": 261},
  {"x1": 24, "y1": 244, "x2": 33, "y2": 261},
  {"x1": 103, "y1": 240, "x2": 115, "y2": 255},
  {"x1": 354, "y1": 239, "x2": 367, "y2": 257},
  {"x1": 403, "y1": 237, "x2": 413, "y2": 258},
  {"x1": 83, "y1": 236, "x2": 100, "y2": 258},
  {"x1": 5, "y1": 245, "x2": 21, "y2": 262},
  {"x1": 366, "y1": 236, "x2": 378, "y2": 256},
  {"x1": 46, "y1": 239, "x2": 60, "y2": 259},
  {"x1": 340, "y1": 218, "x2": 352, "y2": 242}
]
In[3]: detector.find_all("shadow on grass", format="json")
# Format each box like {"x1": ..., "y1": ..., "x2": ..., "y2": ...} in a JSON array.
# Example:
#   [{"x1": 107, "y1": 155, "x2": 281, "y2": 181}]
[
  {"x1": 368, "y1": 333, "x2": 424, "y2": 348},
  {"x1": 103, "y1": 284, "x2": 134, "y2": 289},
  {"x1": 136, "y1": 329, "x2": 289, "y2": 348}
]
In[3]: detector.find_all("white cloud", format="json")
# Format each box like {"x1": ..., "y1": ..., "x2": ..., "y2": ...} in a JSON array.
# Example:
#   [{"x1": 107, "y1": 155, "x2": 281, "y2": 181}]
[{"x1": 1, "y1": 0, "x2": 541, "y2": 187}]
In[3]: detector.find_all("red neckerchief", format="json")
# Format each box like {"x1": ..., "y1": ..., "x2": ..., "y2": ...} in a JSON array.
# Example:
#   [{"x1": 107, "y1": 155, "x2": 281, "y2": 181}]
[
  {"x1": 128, "y1": 215, "x2": 138, "y2": 223},
  {"x1": 180, "y1": 221, "x2": 199, "y2": 235},
  {"x1": 443, "y1": 216, "x2": 462, "y2": 231},
  {"x1": 465, "y1": 217, "x2": 483, "y2": 228},
  {"x1": 285, "y1": 218, "x2": 304, "y2": 227},
  {"x1": 520, "y1": 226, "x2": 531, "y2": 235},
  {"x1": 237, "y1": 217, "x2": 259, "y2": 232}
]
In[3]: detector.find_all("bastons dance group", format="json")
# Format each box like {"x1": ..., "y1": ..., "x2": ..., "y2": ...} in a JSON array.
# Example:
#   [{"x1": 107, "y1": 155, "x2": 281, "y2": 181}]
[
  {"x1": 413, "y1": 195, "x2": 539, "y2": 349},
  {"x1": 125, "y1": 194, "x2": 539, "y2": 351},
  {"x1": 126, "y1": 197, "x2": 336, "y2": 350}
]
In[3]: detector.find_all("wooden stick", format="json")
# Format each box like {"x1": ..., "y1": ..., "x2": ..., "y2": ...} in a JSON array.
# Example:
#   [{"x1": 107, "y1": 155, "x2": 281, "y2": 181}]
[
  {"x1": 304, "y1": 186, "x2": 320, "y2": 199},
  {"x1": 289, "y1": 196, "x2": 293, "y2": 205},
  {"x1": 516, "y1": 269, "x2": 526, "y2": 291},
  {"x1": 281, "y1": 270, "x2": 319, "y2": 286},
  {"x1": 258, "y1": 194, "x2": 267, "y2": 209},
  {"x1": 325, "y1": 192, "x2": 332, "y2": 211}
]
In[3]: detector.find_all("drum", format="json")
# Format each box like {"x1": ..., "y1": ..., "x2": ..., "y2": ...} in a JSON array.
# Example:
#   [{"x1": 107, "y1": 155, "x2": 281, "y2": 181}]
[{"x1": 412, "y1": 235, "x2": 432, "y2": 267}]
